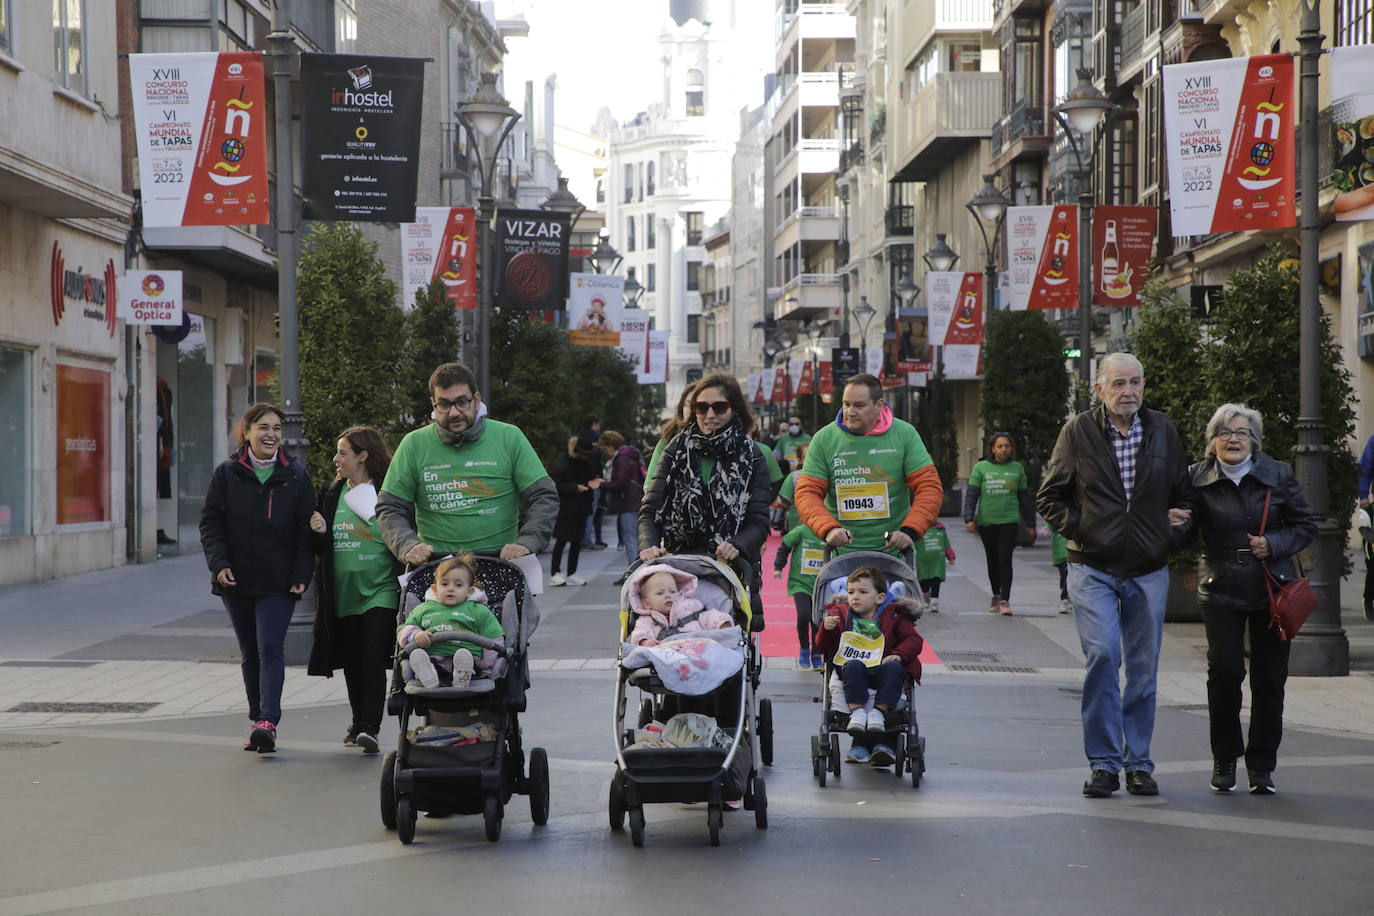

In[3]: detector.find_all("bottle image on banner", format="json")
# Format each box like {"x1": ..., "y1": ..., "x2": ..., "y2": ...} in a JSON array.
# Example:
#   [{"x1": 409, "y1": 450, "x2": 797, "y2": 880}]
[{"x1": 1099, "y1": 220, "x2": 1124, "y2": 297}]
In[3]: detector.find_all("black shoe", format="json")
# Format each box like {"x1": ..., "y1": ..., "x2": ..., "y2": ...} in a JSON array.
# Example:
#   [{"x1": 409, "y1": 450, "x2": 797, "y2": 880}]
[
  {"x1": 613, "y1": 572, "x2": 629, "y2": 586},
  {"x1": 594, "y1": 541, "x2": 609, "y2": 549},
  {"x1": 1125, "y1": 770, "x2": 1159, "y2": 796},
  {"x1": 1247, "y1": 768, "x2": 1276, "y2": 795},
  {"x1": 354, "y1": 732, "x2": 380, "y2": 754},
  {"x1": 156, "y1": 530, "x2": 176, "y2": 545},
  {"x1": 1210, "y1": 758, "x2": 1236, "y2": 792},
  {"x1": 1082, "y1": 769, "x2": 1119, "y2": 797},
  {"x1": 342, "y1": 725, "x2": 360, "y2": 747}
]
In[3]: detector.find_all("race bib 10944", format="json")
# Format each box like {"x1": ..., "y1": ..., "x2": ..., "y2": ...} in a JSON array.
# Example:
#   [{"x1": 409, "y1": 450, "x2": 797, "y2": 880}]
[{"x1": 836, "y1": 630, "x2": 884, "y2": 667}]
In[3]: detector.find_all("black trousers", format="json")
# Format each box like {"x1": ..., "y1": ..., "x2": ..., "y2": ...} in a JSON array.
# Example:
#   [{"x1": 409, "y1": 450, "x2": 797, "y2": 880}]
[
  {"x1": 977, "y1": 522, "x2": 1019, "y2": 601},
  {"x1": 551, "y1": 537, "x2": 581, "y2": 575},
  {"x1": 919, "y1": 577, "x2": 943, "y2": 598},
  {"x1": 334, "y1": 605, "x2": 394, "y2": 735},
  {"x1": 1201, "y1": 601, "x2": 1291, "y2": 772},
  {"x1": 792, "y1": 593, "x2": 815, "y2": 653}
]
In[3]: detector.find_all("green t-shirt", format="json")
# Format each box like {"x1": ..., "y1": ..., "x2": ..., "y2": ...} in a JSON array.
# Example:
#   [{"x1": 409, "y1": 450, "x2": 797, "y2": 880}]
[
  {"x1": 253, "y1": 465, "x2": 273, "y2": 485},
  {"x1": 381, "y1": 421, "x2": 548, "y2": 554},
  {"x1": 774, "y1": 431, "x2": 811, "y2": 466},
  {"x1": 968, "y1": 459, "x2": 1028, "y2": 526},
  {"x1": 400, "y1": 598, "x2": 504, "y2": 657},
  {"x1": 915, "y1": 524, "x2": 950, "y2": 581},
  {"x1": 781, "y1": 523, "x2": 827, "y2": 596},
  {"x1": 778, "y1": 472, "x2": 801, "y2": 531},
  {"x1": 646, "y1": 437, "x2": 783, "y2": 486},
  {"x1": 330, "y1": 484, "x2": 400, "y2": 618},
  {"x1": 800, "y1": 417, "x2": 933, "y2": 555},
  {"x1": 1051, "y1": 531, "x2": 1069, "y2": 565}
]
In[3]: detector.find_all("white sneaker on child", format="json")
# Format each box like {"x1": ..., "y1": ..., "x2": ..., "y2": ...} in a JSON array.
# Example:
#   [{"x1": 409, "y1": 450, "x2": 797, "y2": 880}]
[
  {"x1": 929, "y1": 598, "x2": 940, "y2": 613},
  {"x1": 846, "y1": 709, "x2": 867, "y2": 737},
  {"x1": 565, "y1": 574, "x2": 586, "y2": 586},
  {"x1": 450, "y1": 648, "x2": 475, "y2": 688},
  {"x1": 549, "y1": 573, "x2": 567, "y2": 587},
  {"x1": 1059, "y1": 598, "x2": 1073, "y2": 614},
  {"x1": 867, "y1": 708, "x2": 888, "y2": 733},
  {"x1": 409, "y1": 648, "x2": 440, "y2": 688}
]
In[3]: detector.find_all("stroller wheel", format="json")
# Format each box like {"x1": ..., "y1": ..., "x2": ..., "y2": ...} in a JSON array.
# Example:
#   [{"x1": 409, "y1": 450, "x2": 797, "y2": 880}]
[
  {"x1": 811, "y1": 734, "x2": 826, "y2": 787},
  {"x1": 893, "y1": 732, "x2": 906, "y2": 779},
  {"x1": 380, "y1": 751, "x2": 398, "y2": 830},
  {"x1": 758, "y1": 698, "x2": 774, "y2": 767},
  {"x1": 528, "y1": 747, "x2": 550, "y2": 826},
  {"x1": 629, "y1": 806, "x2": 646, "y2": 847},
  {"x1": 608, "y1": 772, "x2": 627, "y2": 831},
  {"x1": 753, "y1": 776, "x2": 768, "y2": 829},
  {"x1": 483, "y1": 791, "x2": 503, "y2": 842},
  {"x1": 911, "y1": 736, "x2": 927, "y2": 789},
  {"x1": 828, "y1": 733, "x2": 842, "y2": 778},
  {"x1": 396, "y1": 796, "x2": 416, "y2": 845},
  {"x1": 707, "y1": 803, "x2": 722, "y2": 847}
]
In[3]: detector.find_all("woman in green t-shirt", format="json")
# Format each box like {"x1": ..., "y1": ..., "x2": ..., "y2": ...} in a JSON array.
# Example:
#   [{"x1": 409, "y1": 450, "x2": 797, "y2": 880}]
[
  {"x1": 307, "y1": 426, "x2": 401, "y2": 754},
  {"x1": 963, "y1": 431, "x2": 1036, "y2": 616}
]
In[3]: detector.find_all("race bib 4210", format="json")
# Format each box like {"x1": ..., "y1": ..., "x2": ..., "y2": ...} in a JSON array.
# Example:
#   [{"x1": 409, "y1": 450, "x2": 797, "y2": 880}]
[{"x1": 836, "y1": 482, "x2": 889, "y2": 521}]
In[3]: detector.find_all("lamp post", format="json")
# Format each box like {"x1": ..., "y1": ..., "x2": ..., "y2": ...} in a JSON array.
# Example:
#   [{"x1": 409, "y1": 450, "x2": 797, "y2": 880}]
[
  {"x1": 805, "y1": 322, "x2": 823, "y2": 429},
  {"x1": 623, "y1": 274, "x2": 644, "y2": 309},
  {"x1": 267, "y1": 3, "x2": 303, "y2": 457},
  {"x1": 839, "y1": 272, "x2": 851, "y2": 347},
  {"x1": 542, "y1": 176, "x2": 585, "y2": 273},
  {"x1": 966, "y1": 174, "x2": 1011, "y2": 309},
  {"x1": 1052, "y1": 68, "x2": 1116, "y2": 385},
  {"x1": 852, "y1": 296, "x2": 877, "y2": 351},
  {"x1": 1291, "y1": 1, "x2": 1348, "y2": 675},
  {"x1": 457, "y1": 72, "x2": 521, "y2": 401},
  {"x1": 590, "y1": 234, "x2": 623, "y2": 275},
  {"x1": 923, "y1": 235, "x2": 960, "y2": 379}
]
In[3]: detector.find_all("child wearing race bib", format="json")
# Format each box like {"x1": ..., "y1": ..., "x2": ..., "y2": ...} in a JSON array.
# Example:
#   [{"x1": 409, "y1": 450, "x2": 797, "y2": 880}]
[
  {"x1": 915, "y1": 520, "x2": 956, "y2": 613},
  {"x1": 813, "y1": 566, "x2": 923, "y2": 767},
  {"x1": 772, "y1": 523, "x2": 828, "y2": 668},
  {"x1": 628, "y1": 564, "x2": 733, "y2": 647},
  {"x1": 398, "y1": 553, "x2": 504, "y2": 689}
]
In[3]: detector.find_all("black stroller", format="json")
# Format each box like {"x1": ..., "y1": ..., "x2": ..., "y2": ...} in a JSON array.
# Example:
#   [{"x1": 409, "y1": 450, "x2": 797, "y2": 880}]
[
  {"x1": 807, "y1": 549, "x2": 927, "y2": 788},
  {"x1": 609, "y1": 554, "x2": 772, "y2": 847},
  {"x1": 379, "y1": 554, "x2": 548, "y2": 843}
]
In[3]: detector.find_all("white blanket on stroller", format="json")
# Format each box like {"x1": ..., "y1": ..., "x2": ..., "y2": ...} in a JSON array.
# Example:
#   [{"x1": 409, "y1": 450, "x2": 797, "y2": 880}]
[{"x1": 621, "y1": 627, "x2": 744, "y2": 695}]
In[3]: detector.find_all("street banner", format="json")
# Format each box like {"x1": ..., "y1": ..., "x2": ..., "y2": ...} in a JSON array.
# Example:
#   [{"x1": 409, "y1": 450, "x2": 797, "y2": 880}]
[
  {"x1": 128, "y1": 52, "x2": 270, "y2": 227},
  {"x1": 759, "y1": 367, "x2": 775, "y2": 403},
  {"x1": 746, "y1": 373, "x2": 762, "y2": 402},
  {"x1": 640, "y1": 331, "x2": 668, "y2": 385},
  {"x1": 568, "y1": 273, "x2": 623, "y2": 346},
  {"x1": 944, "y1": 346, "x2": 981, "y2": 378},
  {"x1": 818, "y1": 362, "x2": 834, "y2": 397},
  {"x1": 864, "y1": 347, "x2": 883, "y2": 376},
  {"x1": 1005, "y1": 206, "x2": 1078, "y2": 310},
  {"x1": 831, "y1": 347, "x2": 860, "y2": 391},
  {"x1": 616, "y1": 308, "x2": 649, "y2": 374},
  {"x1": 1330, "y1": 46, "x2": 1374, "y2": 221},
  {"x1": 770, "y1": 368, "x2": 790, "y2": 403},
  {"x1": 117, "y1": 270, "x2": 183, "y2": 326},
  {"x1": 1091, "y1": 206, "x2": 1157, "y2": 306},
  {"x1": 494, "y1": 209, "x2": 572, "y2": 310},
  {"x1": 300, "y1": 54, "x2": 425, "y2": 222},
  {"x1": 787, "y1": 359, "x2": 804, "y2": 393},
  {"x1": 944, "y1": 269, "x2": 984, "y2": 380},
  {"x1": 796, "y1": 360, "x2": 815, "y2": 396},
  {"x1": 907, "y1": 371, "x2": 928, "y2": 388},
  {"x1": 925, "y1": 271, "x2": 964, "y2": 344},
  {"x1": 401, "y1": 207, "x2": 477, "y2": 309},
  {"x1": 1162, "y1": 53, "x2": 1295, "y2": 236}
]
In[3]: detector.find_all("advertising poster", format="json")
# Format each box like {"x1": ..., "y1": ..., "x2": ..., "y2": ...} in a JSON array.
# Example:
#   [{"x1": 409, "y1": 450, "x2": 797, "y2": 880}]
[
  {"x1": 300, "y1": 54, "x2": 425, "y2": 222},
  {"x1": 616, "y1": 308, "x2": 649, "y2": 374},
  {"x1": 117, "y1": 270, "x2": 183, "y2": 326},
  {"x1": 830, "y1": 347, "x2": 860, "y2": 391},
  {"x1": 944, "y1": 271, "x2": 984, "y2": 379},
  {"x1": 1330, "y1": 46, "x2": 1374, "y2": 221},
  {"x1": 401, "y1": 207, "x2": 477, "y2": 309},
  {"x1": 1162, "y1": 53, "x2": 1295, "y2": 236},
  {"x1": 494, "y1": 209, "x2": 572, "y2": 310},
  {"x1": 770, "y1": 367, "x2": 790, "y2": 403},
  {"x1": 567, "y1": 273, "x2": 623, "y2": 346},
  {"x1": 1091, "y1": 206, "x2": 1157, "y2": 306},
  {"x1": 745, "y1": 373, "x2": 762, "y2": 402},
  {"x1": 56, "y1": 364, "x2": 110, "y2": 525},
  {"x1": 1005, "y1": 205, "x2": 1079, "y2": 310},
  {"x1": 817, "y1": 361, "x2": 834, "y2": 397},
  {"x1": 925, "y1": 271, "x2": 963, "y2": 344},
  {"x1": 864, "y1": 347, "x2": 884, "y2": 376},
  {"x1": 795, "y1": 360, "x2": 815, "y2": 396},
  {"x1": 129, "y1": 52, "x2": 270, "y2": 227},
  {"x1": 640, "y1": 331, "x2": 668, "y2": 385}
]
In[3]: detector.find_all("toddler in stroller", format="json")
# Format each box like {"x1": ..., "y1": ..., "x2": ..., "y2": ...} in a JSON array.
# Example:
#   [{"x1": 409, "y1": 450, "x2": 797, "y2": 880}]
[
  {"x1": 397, "y1": 553, "x2": 503, "y2": 688},
  {"x1": 630, "y1": 564, "x2": 734, "y2": 646}
]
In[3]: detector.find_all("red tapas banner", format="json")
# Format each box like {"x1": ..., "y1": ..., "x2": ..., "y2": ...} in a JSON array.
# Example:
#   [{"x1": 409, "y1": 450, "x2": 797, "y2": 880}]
[
  {"x1": 1091, "y1": 206, "x2": 1157, "y2": 306},
  {"x1": 795, "y1": 360, "x2": 814, "y2": 396},
  {"x1": 402, "y1": 207, "x2": 477, "y2": 309},
  {"x1": 770, "y1": 369, "x2": 790, "y2": 403},
  {"x1": 1004, "y1": 206, "x2": 1078, "y2": 310}
]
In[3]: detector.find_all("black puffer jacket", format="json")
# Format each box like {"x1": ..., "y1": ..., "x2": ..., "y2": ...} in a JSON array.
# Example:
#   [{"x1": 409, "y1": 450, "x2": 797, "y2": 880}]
[
  {"x1": 1037, "y1": 405, "x2": 1192, "y2": 577},
  {"x1": 199, "y1": 446, "x2": 314, "y2": 597},
  {"x1": 1179, "y1": 453, "x2": 1316, "y2": 612}
]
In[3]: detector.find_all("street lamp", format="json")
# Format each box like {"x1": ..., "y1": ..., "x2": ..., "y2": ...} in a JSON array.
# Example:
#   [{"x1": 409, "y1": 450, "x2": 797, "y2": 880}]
[
  {"x1": 590, "y1": 234, "x2": 623, "y2": 275},
  {"x1": 894, "y1": 266, "x2": 920, "y2": 310},
  {"x1": 542, "y1": 176, "x2": 585, "y2": 272},
  {"x1": 921, "y1": 234, "x2": 960, "y2": 273},
  {"x1": 966, "y1": 174, "x2": 1011, "y2": 310},
  {"x1": 457, "y1": 71, "x2": 521, "y2": 400},
  {"x1": 1052, "y1": 67, "x2": 1116, "y2": 385},
  {"x1": 804, "y1": 322, "x2": 824, "y2": 429},
  {"x1": 852, "y1": 296, "x2": 877, "y2": 350},
  {"x1": 623, "y1": 274, "x2": 644, "y2": 309}
]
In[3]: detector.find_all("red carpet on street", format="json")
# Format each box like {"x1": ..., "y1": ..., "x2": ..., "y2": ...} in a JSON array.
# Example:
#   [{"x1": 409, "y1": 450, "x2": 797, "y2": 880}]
[{"x1": 757, "y1": 533, "x2": 942, "y2": 665}]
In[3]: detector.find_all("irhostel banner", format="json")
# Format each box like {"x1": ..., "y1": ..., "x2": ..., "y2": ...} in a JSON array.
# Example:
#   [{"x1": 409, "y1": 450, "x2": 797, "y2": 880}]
[
  {"x1": 1091, "y1": 206, "x2": 1157, "y2": 306},
  {"x1": 1330, "y1": 46, "x2": 1374, "y2": 221},
  {"x1": 129, "y1": 52, "x2": 270, "y2": 227},
  {"x1": 300, "y1": 54, "x2": 425, "y2": 221},
  {"x1": 568, "y1": 273, "x2": 623, "y2": 346},
  {"x1": 402, "y1": 207, "x2": 477, "y2": 309},
  {"x1": 494, "y1": 209, "x2": 572, "y2": 310},
  {"x1": 1004, "y1": 206, "x2": 1078, "y2": 311},
  {"x1": 1162, "y1": 53, "x2": 1295, "y2": 236}
]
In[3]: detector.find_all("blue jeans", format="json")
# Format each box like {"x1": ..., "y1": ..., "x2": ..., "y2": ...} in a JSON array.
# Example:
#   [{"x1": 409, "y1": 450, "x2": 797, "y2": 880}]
[
  {"x1": 1067, "y1": 563, "x2": 1169, "y2": 774},
  {"x1": 617, "y1": 511, "x2": 638, "y2": 569},
  {"x1": 841, "y1": 659, "x2": 905, "y2": 709},
  {"x1": 223, "y1": 594, "x2": 295, "y2": 725}
]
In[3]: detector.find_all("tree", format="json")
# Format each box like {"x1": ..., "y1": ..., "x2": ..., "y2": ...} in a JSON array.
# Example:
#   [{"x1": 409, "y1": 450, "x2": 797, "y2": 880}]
[
  {"x1": 401, "y1": 280, "x2": 463, "y2": 431},
  {"x1": 1128, "y1": 277, "x2": 1207, "y2": 459},
  {"x1": 296, "y1": 224, "x2": 404, "y2": 482},
  {"x1": 979, "y1": 309, "x2": 1072, "y2": 492},
  {"x1": 922, "y1": 366, "x2": 958, "y2": 496}
]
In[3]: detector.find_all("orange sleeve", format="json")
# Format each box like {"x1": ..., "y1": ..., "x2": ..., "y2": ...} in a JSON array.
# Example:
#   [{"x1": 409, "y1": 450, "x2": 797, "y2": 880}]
[
  {"x1": 794, "y1": 473, "x2": 841, "y2": 539},
  {"x1": 900, "y1": 463, "x2": 944, "y2": 538}
]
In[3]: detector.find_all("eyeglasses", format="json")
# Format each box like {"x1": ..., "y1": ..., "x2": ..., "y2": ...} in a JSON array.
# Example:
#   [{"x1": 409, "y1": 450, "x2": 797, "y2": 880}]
[
  {"x1": 433, "y1": 396, "x2": 475, "y2": 413},
  {"x1": 693, "y1": 400, "x2": 731, "y2": 416},
  {"x1": 1216, "y1": 428, "x2": 1252, "y2": 441}
]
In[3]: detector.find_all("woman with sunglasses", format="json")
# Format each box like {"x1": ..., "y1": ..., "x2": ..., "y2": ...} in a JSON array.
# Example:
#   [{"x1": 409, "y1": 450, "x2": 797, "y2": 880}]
[
  {"x1": 644, "y1": 382, "x2": 782, "y2": 490},
  {"x1": 638, "y1": 374, "x2": 772, "y2": 575},
  {"x1": 964, "y1": 431, "x2": 1036, "y2": 615}
]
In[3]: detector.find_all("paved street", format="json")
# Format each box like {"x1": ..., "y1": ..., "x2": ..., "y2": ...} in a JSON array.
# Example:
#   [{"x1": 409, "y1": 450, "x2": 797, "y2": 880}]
[{"x1": 2, "y1": 525, "x2": 1372, "y2": 915}]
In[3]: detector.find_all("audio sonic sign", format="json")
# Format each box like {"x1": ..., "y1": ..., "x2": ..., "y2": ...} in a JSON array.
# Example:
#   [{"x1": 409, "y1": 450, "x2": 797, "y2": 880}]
[
  {"x1": 300, "y1": 54, "x2": 426, "y2": 222},
  {"x1": 117, "y1": 270, "x2": 183, "y2": 326},
  {"x1": 1162, "y1": 53, "x2": 1295, "y2": 236},
  {"x1": 129, "y1": 52, "x2": 270, "y2": 227}
]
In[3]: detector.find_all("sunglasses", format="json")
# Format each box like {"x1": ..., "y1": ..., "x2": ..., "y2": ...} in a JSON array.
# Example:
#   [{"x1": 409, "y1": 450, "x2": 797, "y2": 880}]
[{"x1": 693, "y1": 400, "x2": 731, "y2": 416}]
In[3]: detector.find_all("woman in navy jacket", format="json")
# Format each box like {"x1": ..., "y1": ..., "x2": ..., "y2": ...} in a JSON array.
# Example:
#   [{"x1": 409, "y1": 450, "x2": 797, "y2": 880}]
[{"x1": 200, "y1": 403, "x2": 314, "y2": 753}]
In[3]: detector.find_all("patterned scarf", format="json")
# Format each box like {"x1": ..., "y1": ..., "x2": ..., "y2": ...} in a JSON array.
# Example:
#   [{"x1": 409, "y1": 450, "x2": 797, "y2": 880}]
[{"x1": 655, "y1": 418, "x2": 755, "y2": 554}]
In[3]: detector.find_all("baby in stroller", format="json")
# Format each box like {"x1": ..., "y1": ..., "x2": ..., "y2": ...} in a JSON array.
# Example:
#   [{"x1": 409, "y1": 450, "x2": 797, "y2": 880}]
[
  {"x1": 629, "y1": 565, "x2": 734, "y2": 646},
  {"x1": 397, "y1": 553, "x2": 505, "y2": 689},
  {"x1": 814, "y1": 565, "x2": 923, "y2": 768}
]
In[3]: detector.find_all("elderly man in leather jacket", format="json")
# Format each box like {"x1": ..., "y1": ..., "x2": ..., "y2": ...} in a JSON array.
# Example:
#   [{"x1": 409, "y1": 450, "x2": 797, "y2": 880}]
[{"x1": 1038, "y1": 353, "x2": 1192, "y2": 800}]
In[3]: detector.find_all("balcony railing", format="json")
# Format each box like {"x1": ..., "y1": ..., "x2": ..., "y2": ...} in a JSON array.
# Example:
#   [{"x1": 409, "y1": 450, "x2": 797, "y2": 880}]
[
  {"x1": 870, "y1": 107, "x2": 886, "y2": 145},
  {"x1": 440, "y1": 123, "x2": 469, "y2": 179},
  {"x1": 885, "y1": 204, "x2": 915, "y2": 236},
  {"x1": 894, "y1": 71, "x2": 1000, "y2": 180},
  {"x1": 992, "y1": 96, "x2": 1046, "y2": 155},
  {"x1": 1120, "y1": 2, "x2": 1147, "y2": 68},
  {"x1": 839, "y1": 141, "x2": 864, "y2": 172}
]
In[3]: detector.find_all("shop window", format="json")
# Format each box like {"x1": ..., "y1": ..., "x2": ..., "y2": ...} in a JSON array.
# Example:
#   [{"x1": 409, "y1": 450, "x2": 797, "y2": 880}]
[
  {"x1": 0, "y1": 347, "x2": 31, "y2": 537},
  {"x1": 53, "y1": 0, "x2": 88, "y2": 95},
  {"x1": 158, "y1": 313, "x2": 217, "y2": 545},
  {"x1": 55, "y1": 362, "x2": 110, "y2": 525}
]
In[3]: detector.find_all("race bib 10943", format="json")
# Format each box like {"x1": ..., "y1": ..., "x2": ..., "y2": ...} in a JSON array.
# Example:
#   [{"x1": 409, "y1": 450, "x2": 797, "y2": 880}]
[{"x1": 836, "y1": 481, "x2": 889, "y2": 520}]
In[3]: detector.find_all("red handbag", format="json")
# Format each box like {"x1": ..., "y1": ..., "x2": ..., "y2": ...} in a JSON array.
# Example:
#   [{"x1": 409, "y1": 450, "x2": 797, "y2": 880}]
[{"x1": 1258, "y1": 488, "x2": 1317, "y2": 641}]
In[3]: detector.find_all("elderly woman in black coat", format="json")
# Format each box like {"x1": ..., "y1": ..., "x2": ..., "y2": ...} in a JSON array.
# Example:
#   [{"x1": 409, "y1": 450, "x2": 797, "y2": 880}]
[{"x1": 1172, "y1": 403, "x2": 1315, "y2": 796}]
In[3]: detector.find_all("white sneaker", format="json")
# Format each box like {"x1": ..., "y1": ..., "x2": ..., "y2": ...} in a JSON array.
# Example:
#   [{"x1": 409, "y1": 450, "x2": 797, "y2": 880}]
[
  {"x1": 1059, "y1": 598, "x2": 1073, "y2": 614},
  {"x1": 449, "y1": 648, "x2": 474, "y2": 688},
  {"x1": 867, "y1": 708, "x2": 888, "y2": 733},
  {"x1": 409, "y1": 648, "x2": 440, "y2": 688},
  {"x1": 548, "y1": 572, "x2": 567, "y2": 587},
  {"x1": 565, "y1": 574, "x2": 587, "y2": 586},
  {"x1": 846, "y1": 709, "x2": 867, "y2": 736},
  {"x1": 929, "y1": 598, "x2": 940, "y2": 613}
]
